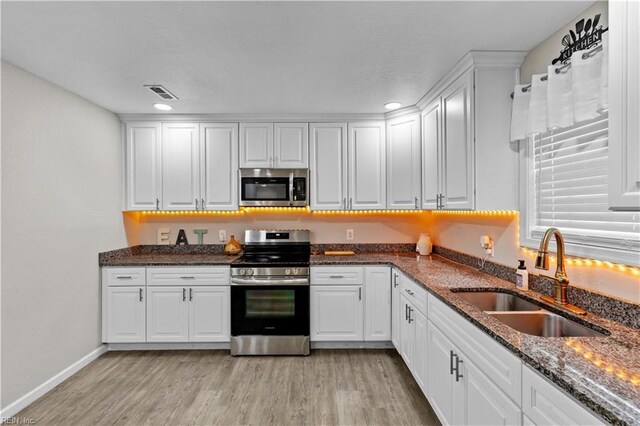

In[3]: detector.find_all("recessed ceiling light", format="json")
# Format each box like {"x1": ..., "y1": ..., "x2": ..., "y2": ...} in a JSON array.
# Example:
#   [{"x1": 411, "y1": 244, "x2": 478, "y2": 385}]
[
  {"x1": 384, "y1": 102, "x2": 402, "y2": 110},
  {"x1": 153, "y1": 103, "x2": 173, "y2": 111}
]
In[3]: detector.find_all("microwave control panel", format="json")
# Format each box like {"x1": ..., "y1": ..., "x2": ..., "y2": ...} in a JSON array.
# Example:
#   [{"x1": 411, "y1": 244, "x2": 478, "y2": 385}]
[{"x1": 293, "y1": 178, "x2": 306, "y2": 201}]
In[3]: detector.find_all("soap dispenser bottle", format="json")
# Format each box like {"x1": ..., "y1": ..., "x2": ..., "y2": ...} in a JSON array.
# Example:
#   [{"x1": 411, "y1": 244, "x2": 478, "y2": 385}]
[{"x1": 516, "y1": 260, "x2": 528, "y2": 291}]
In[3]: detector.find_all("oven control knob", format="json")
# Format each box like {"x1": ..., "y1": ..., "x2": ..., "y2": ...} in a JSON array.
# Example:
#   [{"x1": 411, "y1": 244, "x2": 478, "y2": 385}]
[
  {"x1": 285, "y1": 268, "x2": 291, "y2": 275},
  {"x1": 239, "y1": 269, "x2": 246, "y2": 276},
  {"x1": 247, "y1": 269, "x2": 254, "y2": 276},
  {"x1": 292, "y1": 268, "x2": 299, "y2": 275}
]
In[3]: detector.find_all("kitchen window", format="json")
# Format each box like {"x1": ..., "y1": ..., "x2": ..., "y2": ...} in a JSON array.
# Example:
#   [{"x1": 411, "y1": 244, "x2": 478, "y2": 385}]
[{"x1": 520, "y1": 110, "x2": 640, "y2": 266}]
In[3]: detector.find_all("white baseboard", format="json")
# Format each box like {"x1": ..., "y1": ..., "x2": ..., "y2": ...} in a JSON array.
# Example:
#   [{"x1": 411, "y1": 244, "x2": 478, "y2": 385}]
[
  {"x1": 0, "y1": 345, "x2": 107, "y2": 420},
  {"x1": 108, "y1": 342, "x2": 230, "y2": 351},
  {"x1": 311, "y1": 341, "x2": 394, "y2": 349}
]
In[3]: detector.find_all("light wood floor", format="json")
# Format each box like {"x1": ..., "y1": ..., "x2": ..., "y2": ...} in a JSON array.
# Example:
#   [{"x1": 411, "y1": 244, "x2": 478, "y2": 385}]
[{"x1": 17, "y1": 349, "x2": 440, "y2": 425}]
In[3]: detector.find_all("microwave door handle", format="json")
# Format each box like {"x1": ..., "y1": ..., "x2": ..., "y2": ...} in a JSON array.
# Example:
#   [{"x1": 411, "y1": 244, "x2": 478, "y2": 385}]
[{"x1": 289, "y1": 172, "x2": 294, "y2": 205}]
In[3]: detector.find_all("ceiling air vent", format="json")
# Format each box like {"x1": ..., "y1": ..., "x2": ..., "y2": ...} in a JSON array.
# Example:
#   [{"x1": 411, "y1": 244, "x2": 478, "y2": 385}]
[{"x1": 144, "y1": 85, "x2": 178, "y2": 100}]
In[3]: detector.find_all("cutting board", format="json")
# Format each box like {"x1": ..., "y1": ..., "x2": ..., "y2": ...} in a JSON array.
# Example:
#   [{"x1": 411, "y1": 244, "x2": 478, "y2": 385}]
[{"x1": 323, "y1": 250, "x2": 355, "y2": 256}]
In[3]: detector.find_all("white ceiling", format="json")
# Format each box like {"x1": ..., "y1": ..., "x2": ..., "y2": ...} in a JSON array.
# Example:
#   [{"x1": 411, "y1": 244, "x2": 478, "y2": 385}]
[{"x1": 1, "y1": 1, "x2": 593, "y2": 114}]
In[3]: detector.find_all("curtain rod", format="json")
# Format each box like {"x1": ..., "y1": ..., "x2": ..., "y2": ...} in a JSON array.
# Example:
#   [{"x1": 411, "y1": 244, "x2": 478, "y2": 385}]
[{"x1": 510, "y1": 44, "x2": 603, "y2": 99}]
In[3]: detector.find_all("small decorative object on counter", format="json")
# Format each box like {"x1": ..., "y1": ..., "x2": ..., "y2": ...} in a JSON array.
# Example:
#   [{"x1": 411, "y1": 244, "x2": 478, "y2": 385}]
[
  {"x1": 193, "y1": 229, "x2": 208, "y2": 245},
  {"x1": 516, "y1": 260, "x2": 529, "y2": 291},
  {"x1": 225, "y1": 235, "x2": 242, "y2": 255},
  {"x1": 175, "y1": 229, "x2": 189, "y2": 245},
  {"x1": 416, "y1": 233, "x2": 432, "y2": 255}
]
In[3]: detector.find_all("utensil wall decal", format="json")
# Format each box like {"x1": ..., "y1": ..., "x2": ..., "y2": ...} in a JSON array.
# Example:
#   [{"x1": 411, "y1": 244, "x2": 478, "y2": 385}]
[{"x1": 552, "y1": 13, "x2": 608, "y2": 65}]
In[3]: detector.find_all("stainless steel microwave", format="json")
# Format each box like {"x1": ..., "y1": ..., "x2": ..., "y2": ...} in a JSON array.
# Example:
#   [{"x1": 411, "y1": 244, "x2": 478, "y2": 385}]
[{"x1": 239, "y1": 169, "x2": 308, "y2": 207}]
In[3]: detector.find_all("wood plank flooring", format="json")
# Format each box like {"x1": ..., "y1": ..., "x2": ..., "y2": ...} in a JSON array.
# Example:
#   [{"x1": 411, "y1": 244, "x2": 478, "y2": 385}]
[{"x1": 17, "y1": 349, "x2": 440, "y2": 425}]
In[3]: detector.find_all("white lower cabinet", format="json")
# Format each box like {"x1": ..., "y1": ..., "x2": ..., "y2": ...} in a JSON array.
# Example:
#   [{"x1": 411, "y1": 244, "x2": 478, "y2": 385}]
[
  {"x1": 106, "y1": 286, "x2": 146, "y2": 343},
  {"x1": 147, "y1": 286, "x2": 190, "y2": 342},
  {"x1": 426, "y1": 320, "x2": 459, "y2": 425},
  {"x1": 391, "y1": 269, "x2": 402, "y2": 349},
  {"x1": 400, "y1": 293, "x2": 428, "y2": 393},
  {"x1": 189, "y1": 286, "x2": 230, "y2": 342},
  {"x1": 364, "y1": 266, "x2": 391, "y2": 341},
  {"x1": 311, "y1": 285, "x2": 363, "y2": 341}
]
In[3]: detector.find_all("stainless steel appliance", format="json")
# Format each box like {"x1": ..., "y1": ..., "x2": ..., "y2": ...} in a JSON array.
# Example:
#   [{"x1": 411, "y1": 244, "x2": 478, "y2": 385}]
[
  {"x1": 239, "y1": 169, "x2": 308, "y2": 207},
  {"x1": 230, "y1": 230, "x2": 311, "y2": 355}
]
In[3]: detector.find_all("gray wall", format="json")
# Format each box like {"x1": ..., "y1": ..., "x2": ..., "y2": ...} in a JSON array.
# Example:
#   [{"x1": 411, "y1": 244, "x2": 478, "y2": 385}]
[
  {"x1": 520, "y1": 1, "x2": 607, "y2": 83},
  {"x1": 1, "y1": 61, "x2": 127, "y2": 408}
]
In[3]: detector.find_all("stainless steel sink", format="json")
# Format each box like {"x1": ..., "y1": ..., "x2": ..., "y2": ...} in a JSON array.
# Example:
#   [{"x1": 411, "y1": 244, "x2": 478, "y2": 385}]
[
  {"x1": 488, "y1": 311, "x2": 607, "y2": 337},
  {"x1": 455, "y1": 291, "x2": 542, "y2": 312}
]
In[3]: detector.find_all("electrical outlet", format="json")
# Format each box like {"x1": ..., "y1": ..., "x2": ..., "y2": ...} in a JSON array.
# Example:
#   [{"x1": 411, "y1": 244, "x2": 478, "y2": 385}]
[
  {"x1": 480, "y1": 235, "x2": 494, "y2": 256},
  {"x1": 346, "y1": 229, "x2": 354, "y2": 240},
  {"x1": 219, "y1": 230, "x2": 227, "y2": 242}
]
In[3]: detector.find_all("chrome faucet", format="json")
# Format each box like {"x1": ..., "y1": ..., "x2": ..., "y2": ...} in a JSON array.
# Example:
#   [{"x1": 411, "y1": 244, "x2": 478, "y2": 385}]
[{"x1": 535, "y1": 228, "x2": 586, "y2": 315}]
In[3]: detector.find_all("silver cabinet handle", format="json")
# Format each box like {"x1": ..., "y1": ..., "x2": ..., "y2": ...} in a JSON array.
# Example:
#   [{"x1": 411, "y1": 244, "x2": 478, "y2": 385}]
[
  {"x1": 195, "y1": 198, "x2": 199, "y2": 210},
  {"x1": 450, "y1": 350, "x2": 455, "y2": 375},
  {"x1": 182, "y1": 288, "x2": 186, "y2": 301},
  {"x1": 180, "y1": 276, "x2": 195, "y2": 279},
  {"x1": 276, "y1": 155, "x2": 279, "y2": 166},
  {"x1": 455, "y1": 357, "x2": 464, "y2": 382},
  {"x1": 408, "y1": 306, "x2": 413, "y2": 323},
  {"x1": 116, "y1": 275, "x2": 132, "y2": 280},
  {"x1": 405, "y1": 288, "x2": 414, "y2": 296},
  {"x1": 358, "y1": 287, "x2": 362, "y2": 301},
  {"x1": 405, "y1": 304, "x2": 409, "y2": 321},
  {"x1": 189, "y1": 288, "x2": 193, "y2": 301},
  {"x1": 156, "y1": 198, "x2": 160, "y2": 210},
  {"x1": 329, "y1": 275, "x2": 344, "y2": 279},
  {"x1": 343, "y1": 198, "x2": 346, "y2": 209},
  {"x1": 349, "y1": 198, "x2": 353, "y2": 210},
  {"x1": 415, "y1": 196, "x2": 419, "y2": 209},
  {"x1": 393, "y1": 273, "x2": 398, "y2": 288},
  {"x1": 201, "y1": 198, "x2": 205, "y2": 210},
  {"x1": 139, "y1": 288, "x2": 143, "y2": 302}
]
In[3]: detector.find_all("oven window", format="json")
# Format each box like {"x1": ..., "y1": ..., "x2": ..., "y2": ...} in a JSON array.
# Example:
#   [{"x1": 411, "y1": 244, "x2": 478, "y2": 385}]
[
  {"x1": 242, "y1": 179, "x2": 289, "y2": 201},
  {"x1": 245, "y1": 289, "x2": 295, "y2": 317}
]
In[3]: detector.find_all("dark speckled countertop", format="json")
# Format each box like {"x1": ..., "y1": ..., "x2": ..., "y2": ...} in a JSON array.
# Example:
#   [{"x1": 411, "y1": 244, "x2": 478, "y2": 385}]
[{"x1": 100, "y1": 247, "x2": 640, "y2": 424}]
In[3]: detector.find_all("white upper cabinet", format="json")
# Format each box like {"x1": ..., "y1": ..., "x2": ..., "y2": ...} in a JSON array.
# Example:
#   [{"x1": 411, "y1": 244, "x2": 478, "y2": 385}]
[
  {"x1": 240, "y1": 122, "x2": 273, "y2": 168},
  {"x1": 442, "y1": 73, "x2": 474, "y2": 210},
  {"x1": 125, "y1": 122, "x2": 162, "y2": 211},
  {"x1": 422, "y1": 101, "x2": 441, "y2": 209},
  {"x1": 420, "y1": 52, "x2": 525, "y2": 211},
  {"x1": 609, "y1": 0, "x2": 640, "y2": 210},
  {"x1": 274, "y1": 123, "x2": 309, "y2": 168},
  {"x1": 200, "y1": 123, "x2": 239, "y2": 211},
  {"x1": 310, "y1": 123, "x2": 348, "y2": 210},
  {"x1": 387, "y1": 114, "x2": 422, "y2": 210},
  {"x1": 348, "y1": 122, "x2": 386, "y2": 210},
  {"x1": 161, "y1": 123, "x2": 200, "y2": 211}
]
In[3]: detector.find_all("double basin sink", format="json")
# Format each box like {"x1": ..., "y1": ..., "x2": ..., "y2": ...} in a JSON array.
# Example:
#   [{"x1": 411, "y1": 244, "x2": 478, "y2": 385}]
[{"x1": 453, "y1": 291, "x2": 607, "y2": 337}]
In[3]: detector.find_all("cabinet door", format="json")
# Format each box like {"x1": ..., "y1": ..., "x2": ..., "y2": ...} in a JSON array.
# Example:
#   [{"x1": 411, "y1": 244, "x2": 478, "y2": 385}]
[
  {"x1": 364, "y1": 266, "x2": 391, "y2": 341},
  {"x1": 310, "y1": 285, "x2": 363, "y2": 341},
  {"x1": 106, "y1": 286, "x2": 145, "y2": 342},
  {"x1": 125, "y1": 122, "x2": 161, "y2": 211},
  {"x1": 413, "y1": 308, "x2": 428, "y2": 393},
  {"x1": 463, "y1": 358, "x2": 521, "y2": 426},
  {"x1": 399, "y1": 296, "x2": 414, "y2": 368},
  {"x1": 387, "y1": 115, "x2": 421, "y2": 209},
  {"x1": 442, "y1": 72, "x2": 475, "y2": 210},
  {"x1": 348, "y1": 122, "x2": 386, "y2": 210},
  {"x1": 274, "y1": 123, "x2": 308, "y2": 168},
  {"x1": 391, "y1": 269, "x2": 401, "y2": 349},
  {"x1": 162, "y1": 123, "x2": 200, "y2": 210},
  {"x1": 609, "y1": 0, "x2": 640, "y2": 210},
  {"x1": 200, "y1": 123, "x2": 239, "y2": 210},
  {"x1": 240, "y1": 123, "x2": 273, "y2": 168},
  {"x1": 427, "y1": 320, "x2": 456, "y2": 425},
  {"x1": 146, "y1": 286, "x2": 189, "y2": 342},
  {"x1": 422, "y1": 100, "x2": 442, "y2": 210},
  {"x1": 189, "y1": 286, "x2": 230, "y2": 342},
  {"x1": 309, "y1": 123, "x2": 348, "y2": 210}
]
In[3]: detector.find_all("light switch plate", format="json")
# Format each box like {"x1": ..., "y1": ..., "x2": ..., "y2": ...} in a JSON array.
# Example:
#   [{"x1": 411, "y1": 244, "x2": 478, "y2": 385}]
[
  {"x1": 346, "y1": 229, "x2": 354, "y2": 240},
  {"x1": 219, "y1": 230, "x2": 227, "y2": 242}
]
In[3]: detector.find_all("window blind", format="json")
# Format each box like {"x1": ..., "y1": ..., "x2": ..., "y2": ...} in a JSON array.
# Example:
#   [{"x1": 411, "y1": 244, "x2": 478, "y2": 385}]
[{"x1": 531, "y1": 111, "x2": 640, "y2": 253}]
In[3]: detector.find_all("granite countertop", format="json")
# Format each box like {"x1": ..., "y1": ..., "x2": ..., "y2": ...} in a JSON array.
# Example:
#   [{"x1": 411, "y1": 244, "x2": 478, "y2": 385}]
[
  {"x1": 313, "y1": 253, "x2": 640, "y2": 425},
  {"x1": 99, "y1": 248, "x2": 640, "y2": 423}
]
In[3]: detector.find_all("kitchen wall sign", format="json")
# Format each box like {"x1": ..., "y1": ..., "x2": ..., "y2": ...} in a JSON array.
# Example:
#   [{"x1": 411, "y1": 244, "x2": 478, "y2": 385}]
[{"x1": 552, "y1": 14, "x2": 608, "y2": 64}]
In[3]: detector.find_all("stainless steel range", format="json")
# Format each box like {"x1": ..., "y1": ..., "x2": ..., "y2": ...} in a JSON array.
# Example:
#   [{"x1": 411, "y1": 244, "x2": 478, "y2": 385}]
[{"x1": 230, "y1": 230, "x2": 310, "y2": 356}]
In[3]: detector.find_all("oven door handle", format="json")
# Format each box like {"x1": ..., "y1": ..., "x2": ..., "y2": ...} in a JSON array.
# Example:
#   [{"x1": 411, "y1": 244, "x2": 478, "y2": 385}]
[{"x1": 231, "y1": 277, "x2": 309, "y2": 286}]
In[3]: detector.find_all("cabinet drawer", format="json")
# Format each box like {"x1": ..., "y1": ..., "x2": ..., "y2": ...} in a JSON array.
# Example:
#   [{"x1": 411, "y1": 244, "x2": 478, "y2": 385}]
[
  {"x1": 428, "y1": 293, "x2": 522, "y2": 404},
  {"x1": 147, "y1": 267, "x2": 230, "y2": 286},
  {"x1": 103, "y1": 267, "x2": 146, "y2": 287},
  {"x1": 311, "y1": 266, "x2": 364, "y2": 285},
  {"x1": 522, "y1": 366, "x2": 603, "y2": 425},
  {"x1": 400, "y1": 274, "x2": 427, "y2": 315}
]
